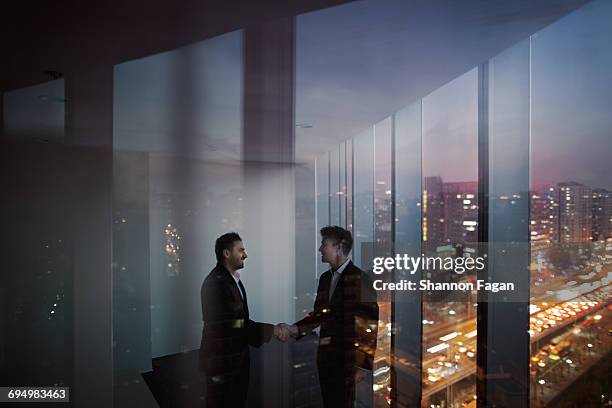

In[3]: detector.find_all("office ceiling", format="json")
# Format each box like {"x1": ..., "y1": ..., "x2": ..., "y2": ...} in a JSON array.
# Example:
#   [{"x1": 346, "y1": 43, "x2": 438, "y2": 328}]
[
  {"x1": 0, "y1": 0, "x2": 353, "y2": 92},
  {"x1": 294, "y1": 0, "x2": 591, "y2": 162},
  {"x1": 1, "y1": 0, "x2": 592, "y2": 163}
]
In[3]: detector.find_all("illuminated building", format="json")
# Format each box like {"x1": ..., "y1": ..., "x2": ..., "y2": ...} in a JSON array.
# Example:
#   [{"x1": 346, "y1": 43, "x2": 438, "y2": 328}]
[
  {"x1": 442, "y1": 181, "x2": 478, "y2": 244},
  {"x1": 591, "y1": 188, "x2": 612, "y2": 241},
  {"x1": 530, "y1": 185, "x2": 560, "y2": 247},
  {"x1": 558, "y1": 182, "x2": 593, "y2": 243}
]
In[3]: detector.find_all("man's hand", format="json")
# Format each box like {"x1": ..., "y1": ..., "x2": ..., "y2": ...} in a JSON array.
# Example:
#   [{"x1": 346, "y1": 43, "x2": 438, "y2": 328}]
[
  {"x1": 274, "y1": 323, "x2": 299, "y2": 342},
  {"x1": 286, "y1": 324, "x2": 299, "y2": 338},
  {"x1": 274, "y1": 324, "x2": 290, "y2": 342}
]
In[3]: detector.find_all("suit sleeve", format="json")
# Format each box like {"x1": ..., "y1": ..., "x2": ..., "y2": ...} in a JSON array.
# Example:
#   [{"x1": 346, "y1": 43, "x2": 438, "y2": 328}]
[
  {"x1": 246, "y1": 319, "x2": 273, "y2": 347},
  {"x1": 293, "y1": 273, "x2": 328, "y2": 338},
  {"x1": 353, "y1": 272, "x2": 379, "y2": 371},
  {"x1": 201, "y1": 278, "x2": 273, "y2": 349}
]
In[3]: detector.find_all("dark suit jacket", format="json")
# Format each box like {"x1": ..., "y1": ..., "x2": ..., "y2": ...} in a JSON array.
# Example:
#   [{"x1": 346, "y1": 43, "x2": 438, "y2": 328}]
[
  {"x1": 294, "y1": 261, "x2": 379, "y2": 375},
  {"x1": 199, "y1": 263, "x2": 273, "y2": 376}
]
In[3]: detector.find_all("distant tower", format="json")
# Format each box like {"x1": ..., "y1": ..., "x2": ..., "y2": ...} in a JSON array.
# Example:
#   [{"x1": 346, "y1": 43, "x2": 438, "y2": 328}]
[
  {"x1": 592, "y1": 188, "x2": 612, "y2": 241},
  {"x1": 557, "y1": 182, "x2": 592, "y2": 243},
  {"x1": 442, "y1": 181, "x2": 478, "y2": 244}
]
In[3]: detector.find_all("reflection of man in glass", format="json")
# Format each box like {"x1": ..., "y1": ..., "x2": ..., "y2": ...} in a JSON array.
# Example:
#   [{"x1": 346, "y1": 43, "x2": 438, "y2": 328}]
[
  {"x1": 199, "y1": 232, "x2": 286, "y2": 407},
  {"x1": 282, "y1": 226, "x2": 379, "y2": 407}
]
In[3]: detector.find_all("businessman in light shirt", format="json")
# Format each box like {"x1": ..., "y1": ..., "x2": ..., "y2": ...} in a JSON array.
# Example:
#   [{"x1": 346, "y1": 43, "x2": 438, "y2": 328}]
[{"x1": 279, "y1": 226, "x2": 379, "y2": 408}]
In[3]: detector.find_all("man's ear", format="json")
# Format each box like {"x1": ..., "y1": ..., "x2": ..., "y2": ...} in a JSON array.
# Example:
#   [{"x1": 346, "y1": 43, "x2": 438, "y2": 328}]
[
  {"x1": 334, "y1": 240, "x2": 344, "y2": 255},
  {"x1": 223, "y1": 248, "x2": 230, "y2": 259}
]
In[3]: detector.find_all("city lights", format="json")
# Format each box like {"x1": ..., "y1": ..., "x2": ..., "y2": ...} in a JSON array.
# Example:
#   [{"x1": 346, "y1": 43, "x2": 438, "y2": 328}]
[
  {"x1": 427, "y1": 343, "x2": 450, "y2": 354},
  {"x1": 164, "y1": 223, "x2": 181, "y2": 276}
]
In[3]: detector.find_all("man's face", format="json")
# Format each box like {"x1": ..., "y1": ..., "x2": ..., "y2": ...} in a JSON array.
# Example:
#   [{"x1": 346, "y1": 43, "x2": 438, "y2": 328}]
[
  {"x1": 319, "y1": 237, "x2": 341, "y2": 264},
  {"x1": 225, "y1": 240, "x2": 248, "y2": 270}
]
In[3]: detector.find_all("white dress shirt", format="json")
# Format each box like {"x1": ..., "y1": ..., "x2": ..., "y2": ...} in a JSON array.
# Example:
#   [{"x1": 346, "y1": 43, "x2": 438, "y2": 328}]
[
  {"x1": 329, "y1": 258, "x2": 350, "y2": 301},
  {"x1": 231, "y1": 270, "x2": 244, "y2": 299}
]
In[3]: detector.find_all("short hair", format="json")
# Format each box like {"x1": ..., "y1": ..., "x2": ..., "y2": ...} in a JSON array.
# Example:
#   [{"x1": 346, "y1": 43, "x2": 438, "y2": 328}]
[
  {"x1": 320, "y1": 226, "x2": 353, "y2": 256},
  {"x1": 215, "y1": 232, "x2": 242, "y2": 262}
]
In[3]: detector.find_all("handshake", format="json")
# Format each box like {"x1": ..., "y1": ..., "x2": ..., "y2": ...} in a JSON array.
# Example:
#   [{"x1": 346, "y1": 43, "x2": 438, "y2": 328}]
[{"x1": 273, "y1": 323, "x2": 298, "y2": 342}]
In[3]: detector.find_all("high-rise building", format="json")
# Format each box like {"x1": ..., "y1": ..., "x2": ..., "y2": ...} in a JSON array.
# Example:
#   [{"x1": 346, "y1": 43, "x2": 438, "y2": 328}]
[
  {"x1": 423, "y1": 177, "x2": 478, "y2": 245},
  {"x1": 530, "y1": 185, "x2": 559, "y2": 249},
  {"x1": 591, "y1": 188, "x2": 612, "y2": 241},
  {"x1": 557, "y1": 182, "x2": 592, "y2": 243},
  {"x1": 442, "y1": 181, "x2": 478, "y2": 244}
]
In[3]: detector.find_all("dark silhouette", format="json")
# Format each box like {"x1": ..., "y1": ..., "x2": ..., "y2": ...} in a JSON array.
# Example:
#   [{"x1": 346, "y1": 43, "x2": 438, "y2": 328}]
[
  {"x1": 199, "y1": 233, "x2": 273, "y2": 408},
  {"x1": 292, "y1": 226, "x2": 379, "y2": 408}
]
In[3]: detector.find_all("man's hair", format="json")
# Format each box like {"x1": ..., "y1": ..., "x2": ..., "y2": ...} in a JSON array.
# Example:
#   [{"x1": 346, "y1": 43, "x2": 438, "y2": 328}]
[
  {"x1": 215, "y1": 232, "x2": 242, "y2": 262},
  {"x1": 320, "y1": 225, "x2": 353, "y2": 256}
]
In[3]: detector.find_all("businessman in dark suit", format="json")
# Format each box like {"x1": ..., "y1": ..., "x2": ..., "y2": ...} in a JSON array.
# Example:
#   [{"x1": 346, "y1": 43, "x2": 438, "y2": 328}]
[
  {"x1": 199, "y1": 232, "x2": 286, "y2": 408},
  {"x1": 283, "y1": 226, "x2": 379, "y2": 408}
]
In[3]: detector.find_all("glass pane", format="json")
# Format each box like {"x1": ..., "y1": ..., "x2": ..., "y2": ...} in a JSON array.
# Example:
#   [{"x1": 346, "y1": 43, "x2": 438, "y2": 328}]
[
  {"x1": 113, "y1": 25, "x2": 301, "y2": 406},
  {"x1": 530, "y1": 0, "x2": 612, "y2": 405},
  {"x1": 395, "y1": 102, "x2": 422, "y2": 246},
  {"x1": 373, "y1": 116, "x2": 393, "y2": 405},
  {"x1": 374, "y1": 117, "x2": 393, "y2": 248},
  {"x1": 316, "y1": 151, "x2": 330, "y2": 276},
  {"x1": 487, "y1": 38, "x2": 531, "y2": 405},
  {"x1": 353, "y1": 127, "x2": 375, "y2": 270},
  {"x1": 393, "y1": 101, "x2": 423, "y2": 406},
  {"x1": 1, "y1": 79, "x2": 71, "y2": 390},
  {"x1": 296, "y1": 161, "x2": 317, "y2": 320},
  {"x1": 347, "y1": 139, "x2": 354, "y2": 232},
  {"x1": 113, "y1": 30, "x2": 245, "y2": 369},
  {"x1": 421, "y1": 69, "x2": 479, "y2": 408},
  {"x1": 114, "y1": 31, "x2": 242, "y2": 160},
  {"x1": 330, "y1": 145, "x2": 341, "y2": 226},
  {"x1": 340, "y1": 142, "x2": 347, "y2": 228}
]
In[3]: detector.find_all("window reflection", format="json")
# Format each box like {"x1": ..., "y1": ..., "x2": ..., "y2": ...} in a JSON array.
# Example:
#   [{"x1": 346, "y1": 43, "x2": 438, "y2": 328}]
[
  {"x1": 373, "y1": 116, "x2": 393, "y2": 406},
  {"x1": 316, "y1": 151, "x2": 331, "y2": 276},
  {"x1": 421, "y1": 68, "x2": 478, "y2": 408},
  {"x1": 330, "y1": 146, "x2": 341, "y2": 226},
  {"x1": 2, "y1": 79, "x2": 70, "y2": 388},
  {"x1": 113, "y1": 30, "x2": 247, "y2": 366},
  {"x1": 305, "y1": 1, "x2": 612, "y2": 401},
  {"x1": 487, "y1": 37, "x2": 531, "y2": 407},
  {"x1": 529, "y1": 0, "x2": 612, "y2": 405},
  {"x1": 392, "y1": 101, "x2": 423, "y2": 407},
  {"x1": 340, "y1": 142, "x2": 348, "y2": 229},
  {"x1": 353, "y1": 128, "x2": 375, "y2": 270}
]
